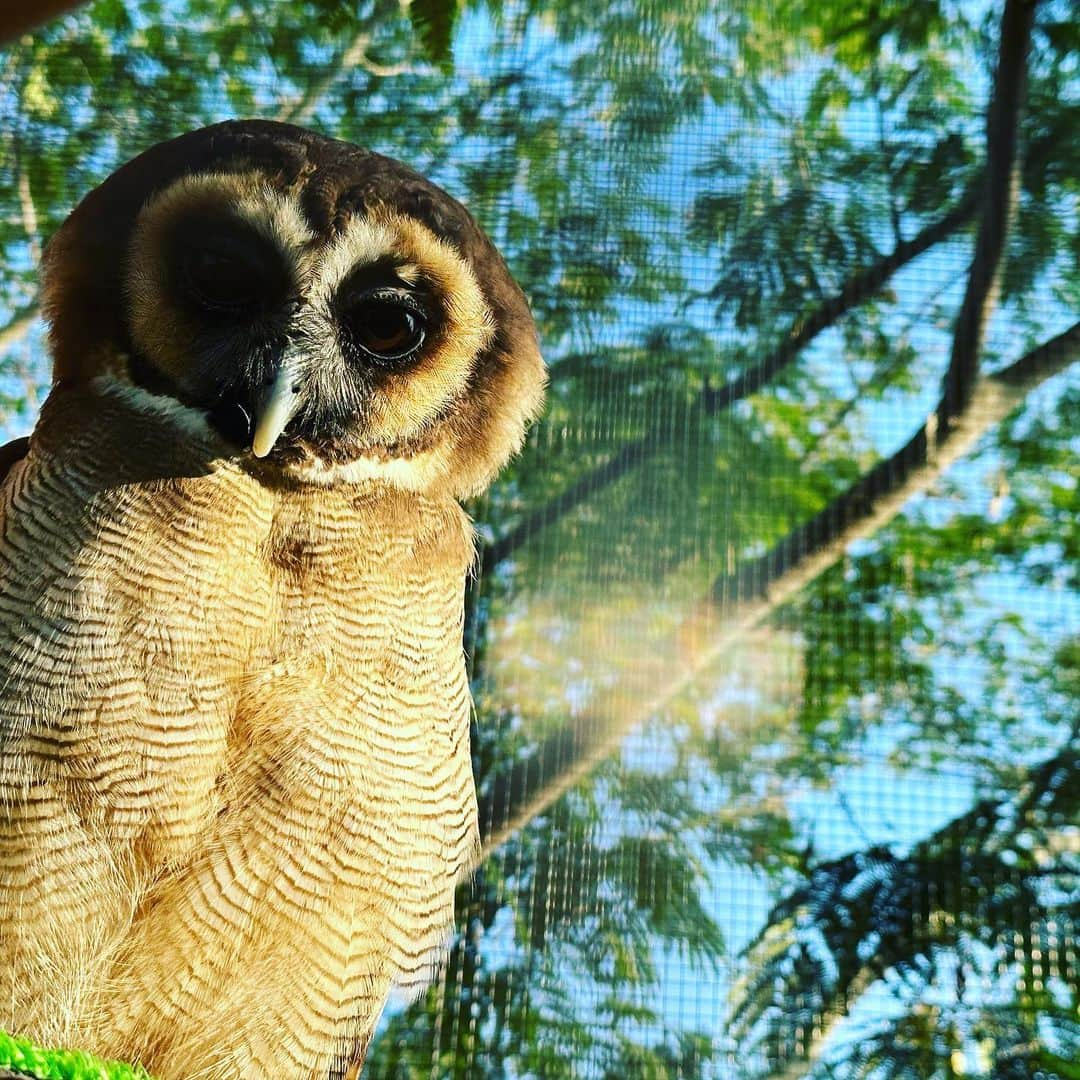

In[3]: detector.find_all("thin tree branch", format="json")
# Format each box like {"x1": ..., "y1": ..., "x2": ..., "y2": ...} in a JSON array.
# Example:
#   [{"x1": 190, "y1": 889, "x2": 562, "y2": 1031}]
[
  {"x1": 0, "y1": 76, "x2": 45, "y2": 386},
  {"x1": 709, "y1": 341, "x2": 1072, "y2": 622},
  {"x1": 0, "y1": 303, "x2": 39, "y2": 356},
  {"x1": 480, "y1": 321, "x2": 1079, "y2": 851},
  {"x1": 800, "y1": 266, "x2": 969, "y2": 472},
  {"x1": 704, "y1": 191, "x2": 980, "y2": 414},
  {"x1": 482, "y1": 436, "x2": 652, "y2": 570},
  {"x1": 483, "y1": 189, "x2": 979, "y2": 571},
  {"x1": 2, "y1": 130, "x2": 44, "y2": 417},
  {"x1": 16, "y1": 163, "x2": 40, "y2": 266},
  {"x1": 274, "y1": 31, "x2": 414, "y2": 128}
]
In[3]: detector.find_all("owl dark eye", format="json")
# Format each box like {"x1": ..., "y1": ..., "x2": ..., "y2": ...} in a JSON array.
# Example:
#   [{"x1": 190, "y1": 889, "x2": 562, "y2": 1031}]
[
  {"x1": 180, "y1": 246, "x2": 267, "y2": 314},
  {"x1": 171, "y1": 217, "x2": 290, "y2": 318},
  {"x1": 340, "y1": 289, "x2": 427, "y2": 364}
]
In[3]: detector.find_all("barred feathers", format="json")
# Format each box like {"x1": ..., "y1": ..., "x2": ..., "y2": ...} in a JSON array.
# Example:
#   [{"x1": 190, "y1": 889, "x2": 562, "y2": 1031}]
[{"x1": 0, "y1": 383, "x2": 480, "y2": 1079}]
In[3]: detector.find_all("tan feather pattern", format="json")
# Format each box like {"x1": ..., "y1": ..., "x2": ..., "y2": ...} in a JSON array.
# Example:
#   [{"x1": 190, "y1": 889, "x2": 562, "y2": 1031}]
[{"x1": 0, "y1": 383, "x2": 481, "y2": 1078}]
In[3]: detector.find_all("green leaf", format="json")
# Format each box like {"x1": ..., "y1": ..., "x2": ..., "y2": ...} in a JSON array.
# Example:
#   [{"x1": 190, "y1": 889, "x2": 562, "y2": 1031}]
[{"x1": 408, "y1": 0, "x2": 460, "y2": 68}]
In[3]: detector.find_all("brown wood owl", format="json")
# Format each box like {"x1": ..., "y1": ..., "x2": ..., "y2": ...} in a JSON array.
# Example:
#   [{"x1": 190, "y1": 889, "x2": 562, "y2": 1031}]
[{"x1": 0, "y1": 119, "x2": 545, "y2": 1079}]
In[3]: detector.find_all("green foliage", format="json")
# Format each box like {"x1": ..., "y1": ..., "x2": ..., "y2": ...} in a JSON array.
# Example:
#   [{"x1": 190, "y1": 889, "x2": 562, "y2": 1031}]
[
  {"x1": 729, "y1": 740, "x2": 1080, "y2": 1078},
  {"x1": 0, "y1": 1030, "x2": 152, "y2": 1080},
  {"x1": 408, "y1": 0, "x2": 462, "y2": 68},
  {"x1": 369, "y1": 797, "x2": 725, "y2": 1078}
]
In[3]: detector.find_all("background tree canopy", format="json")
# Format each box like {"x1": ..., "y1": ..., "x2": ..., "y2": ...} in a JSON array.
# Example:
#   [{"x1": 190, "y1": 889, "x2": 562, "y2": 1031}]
[{"x1": 1, "y1": 0, "x2": 1077, "y2": 1077}]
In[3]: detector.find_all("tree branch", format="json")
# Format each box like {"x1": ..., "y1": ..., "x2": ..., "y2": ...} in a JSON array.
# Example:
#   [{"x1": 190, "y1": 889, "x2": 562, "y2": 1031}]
[
  {"x1": 939, "y1": 0, "x2": 1036, "y2": 430},
  {"x1": 0, "y1": 303, "x2": 39, "y2": 356},
  {"x1": 707, "y1": 190, "x2": 980, "y2": 416},
  {"x1": 480, "y1": 321, "x2": 1079, "y2": 851},
  {"x1": 274, "y1": 31, "x2": 414, "y2": 128},
  {"x1": 800, "y1": 266, "x2": 968, "y2": 472},
  {"x1": 15, "y1": 160, "x2": 41, "y2": 266},
  {"x1": 482, "y1": 435, "x2": 652, "y2": 570},
  {"x1": 484, "y1": 189, "x2": 979, "y2": 571},
  {"x1": 479, "y1": 0, "x2": 1046, "y2": 852}
]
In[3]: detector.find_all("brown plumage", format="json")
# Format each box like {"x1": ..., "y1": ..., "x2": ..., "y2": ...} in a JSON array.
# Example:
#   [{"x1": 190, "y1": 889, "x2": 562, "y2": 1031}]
[{"x1": 0, "y1": 120, "x2": 545, "y2": 1079}]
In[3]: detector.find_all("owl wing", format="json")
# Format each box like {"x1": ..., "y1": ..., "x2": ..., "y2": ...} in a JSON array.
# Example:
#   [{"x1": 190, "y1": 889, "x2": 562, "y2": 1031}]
[
  {"x1": 0, "y1": 392, "x2": 262, "y2": 1047},
  {"x1": 0, "y1": 436, "x2": 29, "y2": 487}
]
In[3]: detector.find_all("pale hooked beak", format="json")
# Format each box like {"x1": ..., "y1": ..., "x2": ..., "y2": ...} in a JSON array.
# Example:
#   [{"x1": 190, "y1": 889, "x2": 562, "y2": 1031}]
[{"x1": 251, "y1": 349, "x2": 305, "y2": 458}]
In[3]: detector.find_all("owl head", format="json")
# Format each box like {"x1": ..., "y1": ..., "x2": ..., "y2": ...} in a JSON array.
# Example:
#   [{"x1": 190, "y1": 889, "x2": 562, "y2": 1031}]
[{"x1": 40, "y1": 119, "x2": 546, "y2": 497}]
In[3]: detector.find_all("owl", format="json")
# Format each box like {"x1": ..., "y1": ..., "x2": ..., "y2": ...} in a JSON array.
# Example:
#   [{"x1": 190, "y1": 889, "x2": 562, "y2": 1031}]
[{"x1": 0, "y1": 120, "x2": 545, "y2": 1079}]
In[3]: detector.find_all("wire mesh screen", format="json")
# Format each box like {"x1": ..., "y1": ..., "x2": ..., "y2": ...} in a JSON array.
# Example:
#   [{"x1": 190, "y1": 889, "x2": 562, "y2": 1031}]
[{"x1": 1, "y1": 0, "x2": 1077, "y2": 1077}]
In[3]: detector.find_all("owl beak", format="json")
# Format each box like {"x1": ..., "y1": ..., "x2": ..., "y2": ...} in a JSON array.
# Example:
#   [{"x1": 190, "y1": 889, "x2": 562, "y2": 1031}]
[{"x1": 251, "y1": 349, "x2": 305, "y2": 458}]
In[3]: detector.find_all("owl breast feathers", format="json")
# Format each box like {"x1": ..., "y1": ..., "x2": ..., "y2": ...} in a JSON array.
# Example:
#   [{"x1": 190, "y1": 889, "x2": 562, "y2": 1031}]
[{"x1": 0, "y1": 120, "x2": 545, "y2": 1080}]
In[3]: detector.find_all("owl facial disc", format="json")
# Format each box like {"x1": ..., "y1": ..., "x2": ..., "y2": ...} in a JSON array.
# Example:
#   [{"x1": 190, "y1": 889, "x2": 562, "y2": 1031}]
[{"x1": 44, "y1": 121, "x2": 546, "y2": 496}]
